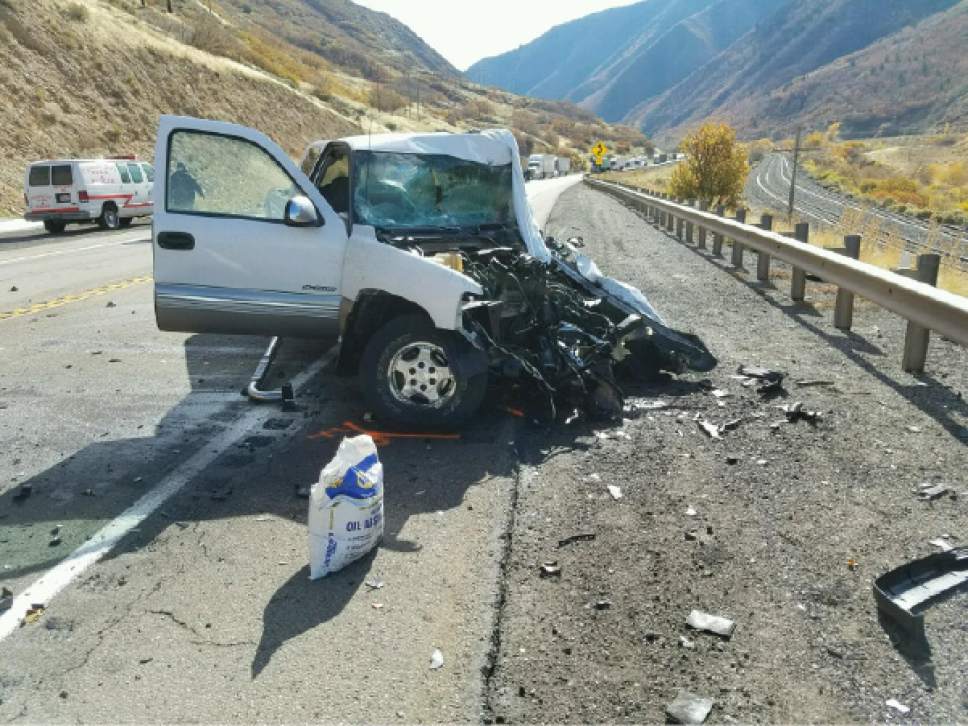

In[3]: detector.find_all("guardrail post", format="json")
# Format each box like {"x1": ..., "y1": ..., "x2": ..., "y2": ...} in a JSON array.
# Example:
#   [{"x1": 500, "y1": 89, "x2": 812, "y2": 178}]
[
  {"x1": 756, "y1": 214, "x2": 773, "y2": 281},
  {"x1": 697, "y1": 201, "x2": 708, "y2": 250},
  {"x1": 730, "y1": 208, "x2": 746, "y2": 267},
  {"x1": 667, "y1": 203, "x2": 675, "y2": 233},
  {"x1": 712, "y1": 206, "x2": 725, "y2": 256},
  {"x1": 833, "y1": 234, "x2": 861, "y2": 330},
  {"x1": 685, "y1": 200, "x2": 695, "y2": 244},
  {"x1": 895, "y1": 253, "x2": 941, "y2": 373},
  {"x1": 676, "y1": 213, "x2": 684, "y2": 240},
  {"x1": 791, "y1": 222, "x2": 809, "y2": 301}
]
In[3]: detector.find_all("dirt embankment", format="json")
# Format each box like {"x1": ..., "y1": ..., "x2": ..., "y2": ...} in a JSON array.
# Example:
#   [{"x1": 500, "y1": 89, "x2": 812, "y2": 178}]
[{"x1": 0, "y1": 0, "x2": 358, "y2": 216}]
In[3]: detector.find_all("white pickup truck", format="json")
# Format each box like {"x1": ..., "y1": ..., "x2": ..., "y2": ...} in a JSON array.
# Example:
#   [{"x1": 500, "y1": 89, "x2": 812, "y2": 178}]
[{"x1": 152, "y1": 116, "x2": 714, "y2": 427}]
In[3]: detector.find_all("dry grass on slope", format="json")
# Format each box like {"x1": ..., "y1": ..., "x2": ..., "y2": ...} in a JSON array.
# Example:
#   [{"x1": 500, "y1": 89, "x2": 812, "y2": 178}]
[{"x1": 0, "y1": 0, "x2": 358, "y2": 215}]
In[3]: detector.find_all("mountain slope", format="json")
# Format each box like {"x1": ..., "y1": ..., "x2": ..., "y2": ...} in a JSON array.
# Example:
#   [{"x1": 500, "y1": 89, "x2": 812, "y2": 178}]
[
  {"x1": 632, "y1": 0, "x2": 962, "y2": 138},
  {"x1": 216, "y1": 0, "x2": 457, "y2": 79},
  {"x1": 741, "y1": 0, "x2": 968, "y2": 138},
  {"x1": 466, "y1": 0, "x2": 784, "y2": 122},
  {"x1": 579, "y1": 0, "x2": 787, "y2": 121},
  {"x1": 0, "y1": 0, "x2": 646, "y2": 215}
]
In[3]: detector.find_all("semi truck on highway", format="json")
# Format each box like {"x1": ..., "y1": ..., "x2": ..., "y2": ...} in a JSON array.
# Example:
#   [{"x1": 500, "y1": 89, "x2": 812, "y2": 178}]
[
  {"x1": 554, "y1": 157, "x2": 571, "y2": 176},
  {"x1": 151, "y1": 116, "x2": 715, "y2": 427},
  {"x1": 526, "y1": 154, "x2": 556, "y2": 180}
]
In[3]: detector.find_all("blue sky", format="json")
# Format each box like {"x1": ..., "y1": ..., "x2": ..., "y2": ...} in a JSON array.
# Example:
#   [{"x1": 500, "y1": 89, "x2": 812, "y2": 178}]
[{"x1": 354, "y1": 0, "x2": 641, "y2": 70}]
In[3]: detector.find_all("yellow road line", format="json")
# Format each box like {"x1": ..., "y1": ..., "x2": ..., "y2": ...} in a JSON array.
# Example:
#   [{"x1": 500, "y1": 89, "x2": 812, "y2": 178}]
[{"x1": 0, "y1": 276, "x2": 152, "y2": 321}]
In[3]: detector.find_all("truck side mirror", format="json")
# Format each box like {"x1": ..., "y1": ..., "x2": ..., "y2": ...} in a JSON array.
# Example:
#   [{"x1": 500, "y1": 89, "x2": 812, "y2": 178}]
[{"x1": 284, "y1": 195, "x2": 321, "y2": 227}]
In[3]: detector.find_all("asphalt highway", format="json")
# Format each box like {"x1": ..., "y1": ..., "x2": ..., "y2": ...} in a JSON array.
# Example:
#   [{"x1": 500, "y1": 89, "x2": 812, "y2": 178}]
[{"x1": 0, "y1": 178, "x2": 577, "y2": 722}]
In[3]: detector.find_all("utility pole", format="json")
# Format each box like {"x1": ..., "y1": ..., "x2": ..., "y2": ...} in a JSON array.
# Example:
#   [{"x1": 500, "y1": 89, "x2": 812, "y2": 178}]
[{"x1": 787, "y1": 126, "x2": 801, "y2": 221}]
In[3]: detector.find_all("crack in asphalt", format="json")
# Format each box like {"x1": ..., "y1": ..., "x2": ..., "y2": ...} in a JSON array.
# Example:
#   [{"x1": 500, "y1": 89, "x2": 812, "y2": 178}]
[{"x1": 480, "y1": 432, "x2": 526, "y2": 724}]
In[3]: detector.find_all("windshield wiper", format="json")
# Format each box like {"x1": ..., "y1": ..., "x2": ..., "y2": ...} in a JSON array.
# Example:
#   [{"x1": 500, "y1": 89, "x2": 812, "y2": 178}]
[{"x1": 377, "y1": 225, "x2": 462, "y2": 239}]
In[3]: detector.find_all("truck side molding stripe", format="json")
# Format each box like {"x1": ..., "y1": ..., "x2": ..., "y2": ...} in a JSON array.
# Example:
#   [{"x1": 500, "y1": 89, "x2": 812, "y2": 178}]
[{"x1": 155, "y1": 283, "x2": 340, "y2": 319}]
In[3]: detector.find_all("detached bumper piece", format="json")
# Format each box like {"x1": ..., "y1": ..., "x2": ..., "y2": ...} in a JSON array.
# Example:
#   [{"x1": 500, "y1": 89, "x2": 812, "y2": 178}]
[
  {"x1": 461, "y1": 249, "x2": 717, "y2": 420},
  {"x1": 873, "y1": 547, "x2": 967, "y2": 633}
]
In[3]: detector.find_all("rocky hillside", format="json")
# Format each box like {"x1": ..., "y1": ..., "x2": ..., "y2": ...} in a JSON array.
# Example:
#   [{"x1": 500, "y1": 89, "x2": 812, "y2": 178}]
[
  {"x1": 470, "y1": 0, "x2": 965, "y2": 141},
  {"x1": 0, "y1": 0, "x2": 646, "y2": 216},
  {"x1": 632, "y1": 0, "x2": 964, "y2": 140},
  {"x1": 467, "y1": 0, "x2": 787, "y2": 122}
]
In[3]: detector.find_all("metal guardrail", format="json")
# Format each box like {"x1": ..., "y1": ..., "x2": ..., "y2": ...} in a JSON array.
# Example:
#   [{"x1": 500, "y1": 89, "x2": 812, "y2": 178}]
[{"x1": 586, "y1": 178, "x2": 968, "y2": 373}]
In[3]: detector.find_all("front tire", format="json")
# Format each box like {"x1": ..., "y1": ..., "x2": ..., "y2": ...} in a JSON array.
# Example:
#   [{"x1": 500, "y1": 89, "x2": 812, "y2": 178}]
[
  {"x1": 43, "y1": 220, "x2": 66, "y2": 234},
  {"x1": 98, "y1": 203, "x2": 120, "y2": 230},
  {"x1": 359, "y1": 315, "x2": 487, "y2": 429}
]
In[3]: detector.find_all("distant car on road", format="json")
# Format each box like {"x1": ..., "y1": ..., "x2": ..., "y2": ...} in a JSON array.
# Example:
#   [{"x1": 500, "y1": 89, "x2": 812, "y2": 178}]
[{"x1": 24, "y1": 157, "x2": 154, "y2": 233}]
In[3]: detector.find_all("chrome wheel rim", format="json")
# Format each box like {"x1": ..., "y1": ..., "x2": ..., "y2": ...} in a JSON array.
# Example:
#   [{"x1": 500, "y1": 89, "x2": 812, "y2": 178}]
[{"x1": 387, "y1": 341, "x2": 456, "y2": 409}]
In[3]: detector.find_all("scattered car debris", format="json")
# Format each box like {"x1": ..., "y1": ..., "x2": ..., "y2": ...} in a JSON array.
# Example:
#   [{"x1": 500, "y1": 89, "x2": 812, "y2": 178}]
[
  {"x1": 722, "y1": 418, "x2": 742, "y2": 431},
  {"x1": 906, "y1": 425, "x2": 922, "y2": 433},
  {"x1": 780, "y1": 401, "x2": 821, "y2": 424},
  {"x1": 364, "y1": 578, "x2": 385, "y2": 590},
  {"x1": 686, "y1": 609, "x2": 736, "y2": 638},
  {"x1": 0, "y1": 586, "x2": 12, "y2": 614},
  {"x1": 23, "y1": 603, "x2": 45, "y2": 625},
  {"x1": 697, "y1": 420, "x2": 722, "y2": 439},
  {"x1": 678, "y1": 635, "x2": 696, "y2": 650},
  {"x1": 885, "y1": 699, "x2": 910, "y2": 715},
  {"x1": 873, "y1": 547, "x2": 967, "y2": 633},
  {"x1": 81, "y1": 488, "x2": 96, "y2": 497},
  {"x1": 607, "y1": 484, "x2": 623, "y2": 500},
  {"x1": 594, "y1": 599, "x2": 612, "y2": 610},
  {"x1": 685, "y1": 506, "x2": 698, "y2": 517},
  {"x1": 917, "y1": 483, "x2": 948, "y2": 501},
  {"x1": 371, "y1": 602, "x2": 384, "y2": 610},
  {"x1": 625, "y1": 398, "x2": 669, "y2": 413},
  {"x1": 558, "y1": 533, "x2": 596, "y2": 548},
  {"x1": 49, "y1": 536, "x2": 62, "y2": 547},
  {"x1": 539, "y1": 562, "x2": 562, "y2": 578},
  {"x1": 795, "y1": 379, "x2": 835, "y2": 387},
  {"x1": 430, "y1": 648, "x2": 444, "y2": 670},
  {"x1": 929, "y1": 537, "x2": 954, "y2": 552},
  {"x1": 665, "y1": 690, "x2": 714, "y2": 724},
  {"x1": 710, "y1": 389, "x2": 730, "y2": 399},
  {"x1": 106, "y1": 300, "x2": 116, "y2": 308},
  {"x1": 9, "y1": 285, "x2": 18, "y2": 292},
  {"x1": 725, "y1": 455, "x2": 739, "y2": 465}
]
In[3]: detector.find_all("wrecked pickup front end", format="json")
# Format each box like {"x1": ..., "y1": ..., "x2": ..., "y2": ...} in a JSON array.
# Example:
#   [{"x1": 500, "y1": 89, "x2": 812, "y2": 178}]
[{"x1": 457, "y1": 243, "x2": 717, "y2": 419}]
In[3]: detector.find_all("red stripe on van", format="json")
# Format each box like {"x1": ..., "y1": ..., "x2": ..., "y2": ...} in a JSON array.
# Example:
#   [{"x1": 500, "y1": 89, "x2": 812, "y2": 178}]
[{"x1": 32, "y1": 206, "x2": 80, "y2": 214}]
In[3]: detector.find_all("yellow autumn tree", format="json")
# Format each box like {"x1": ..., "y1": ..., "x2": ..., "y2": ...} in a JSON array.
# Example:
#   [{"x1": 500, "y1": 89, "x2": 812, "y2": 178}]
[{"x1": 669, "y1": 122, "x2": 748, "y2": 206}]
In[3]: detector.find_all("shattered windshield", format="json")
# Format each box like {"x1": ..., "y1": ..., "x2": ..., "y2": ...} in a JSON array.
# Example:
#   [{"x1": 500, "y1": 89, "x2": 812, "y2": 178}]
[{"x1": 352, "y1": 151, "x2": 516, "y2": 234}]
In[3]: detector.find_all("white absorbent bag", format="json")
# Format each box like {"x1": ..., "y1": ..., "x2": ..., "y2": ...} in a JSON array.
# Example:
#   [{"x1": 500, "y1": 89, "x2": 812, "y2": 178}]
[{"x1": 308, "y1": 434, "x2": 384, "y2": 579}]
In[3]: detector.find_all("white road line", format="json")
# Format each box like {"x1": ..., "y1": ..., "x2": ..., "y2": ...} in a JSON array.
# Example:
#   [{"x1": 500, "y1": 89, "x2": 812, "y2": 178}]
[
  {"x1": 0, "y1": 238, "x2": 145, "y2": 267},
  {"x1": 0, "y1": 349, "x2": 333, "y2": 642}
]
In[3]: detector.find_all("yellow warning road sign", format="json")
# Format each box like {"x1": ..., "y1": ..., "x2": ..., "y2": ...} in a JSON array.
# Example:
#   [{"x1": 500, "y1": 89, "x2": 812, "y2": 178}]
[{"x1": 591, "y1": 142, "x2": 608, "y2": 158}]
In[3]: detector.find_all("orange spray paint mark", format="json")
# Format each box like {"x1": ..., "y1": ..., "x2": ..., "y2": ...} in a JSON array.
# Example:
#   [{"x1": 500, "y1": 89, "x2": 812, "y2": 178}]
[{"x1": 307, "y1": 420, "x2": 460, "y2": 447}]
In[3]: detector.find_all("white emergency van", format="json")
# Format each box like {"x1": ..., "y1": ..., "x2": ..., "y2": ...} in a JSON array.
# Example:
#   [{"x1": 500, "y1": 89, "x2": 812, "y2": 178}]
[{"x1": 24, "y1": 157, "x2": 154, "y2": 233}]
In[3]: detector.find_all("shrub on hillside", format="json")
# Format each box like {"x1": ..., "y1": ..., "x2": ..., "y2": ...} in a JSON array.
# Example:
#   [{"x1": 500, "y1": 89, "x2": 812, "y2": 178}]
[
  {"x1": 187, "y1": 15, "x2": 237, "y2": 57},
  {"x1": 369, "y1": 86, "x2": 407, "y2": 113},
  {"x1": 65, "y1": 2, "x2": 89, "y2": 21}
]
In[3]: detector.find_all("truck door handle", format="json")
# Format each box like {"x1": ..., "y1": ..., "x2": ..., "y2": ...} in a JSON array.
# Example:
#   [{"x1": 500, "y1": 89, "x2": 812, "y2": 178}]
[{"x1": 157, "y1": 231, "x2": 195, "y2": 250}]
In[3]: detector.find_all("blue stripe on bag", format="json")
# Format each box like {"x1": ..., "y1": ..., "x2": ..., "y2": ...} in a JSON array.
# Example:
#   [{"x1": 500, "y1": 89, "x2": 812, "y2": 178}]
[{"x1": 325, "y1": 453, "x2": 380, "y2": 500}]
